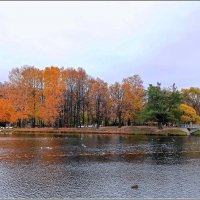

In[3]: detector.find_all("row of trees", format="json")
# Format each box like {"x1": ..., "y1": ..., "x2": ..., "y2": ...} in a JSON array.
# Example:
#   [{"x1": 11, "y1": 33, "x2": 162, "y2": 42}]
[
  {"x1": 1, "y1": 66, "x2": 200, "y2": 129},
  {"x1": 0, "y1": 66, "x2": 144, "y2": 128}
]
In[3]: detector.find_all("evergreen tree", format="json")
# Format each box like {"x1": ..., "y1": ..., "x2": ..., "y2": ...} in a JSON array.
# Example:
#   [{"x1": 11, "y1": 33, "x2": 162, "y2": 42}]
[{"x1": 142, "y1": 83, "x2": 182, "y2": 129}]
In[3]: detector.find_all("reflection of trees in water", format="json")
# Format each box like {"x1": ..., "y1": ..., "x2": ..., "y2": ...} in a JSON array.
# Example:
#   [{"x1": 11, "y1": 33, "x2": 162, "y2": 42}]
[
  {"x1": 3, "y1": 135, "x2": 200, "y2": 166},
  {"x1": 149, "y1": 136, "x2": 187, "y2": 165},
  {"x1": 0, "y1": 135, "x2": 57, "y2": 163},
  {"x1": 39, "y1": 135, "x2": 200, "y2": 164},
  {"x1": 60, "y1": 135, "x2": 148, "y2": 163}
]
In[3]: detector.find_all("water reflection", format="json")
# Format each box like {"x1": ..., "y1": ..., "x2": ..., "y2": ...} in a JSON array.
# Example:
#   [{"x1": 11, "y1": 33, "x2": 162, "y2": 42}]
[
  {"x1": 0, "y1": 134, "x2": 200, "y2": 198},
  {"x1": 0, "y1": 134, "x2": 196, "y2": 164},
  {"x1": 148, "y1": 136, "x2": 186, "y2": 165}
]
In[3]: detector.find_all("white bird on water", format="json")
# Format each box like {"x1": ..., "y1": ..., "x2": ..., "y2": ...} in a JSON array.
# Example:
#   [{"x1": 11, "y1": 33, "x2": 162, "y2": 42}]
[
  {"x1": 82, "y1": 144, "x2": 87, "y2": 148},
  {"x1": 40, "y1": 147, "x2": 52, "y2": 150}
]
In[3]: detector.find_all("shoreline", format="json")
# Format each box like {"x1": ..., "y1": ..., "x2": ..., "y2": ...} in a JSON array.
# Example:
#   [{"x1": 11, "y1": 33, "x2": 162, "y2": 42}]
[{"x1": 0, "y1": 126, "x2": 189, "y2": 136}]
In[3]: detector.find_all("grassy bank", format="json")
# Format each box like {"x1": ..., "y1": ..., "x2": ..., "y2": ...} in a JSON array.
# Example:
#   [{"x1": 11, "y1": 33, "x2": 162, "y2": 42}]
[
  {"x1": 190, "y1": 130, "x2": 200, "y2": 136},
  {"x1": 131, "y1": 127, "x2": 188, "y2": 136},
  {"x1": 0, "y1": 126, "x2": 189, "y2": 136},
  {"x1": 156, "y1": 129, "x2": 188, "y2": 136}
]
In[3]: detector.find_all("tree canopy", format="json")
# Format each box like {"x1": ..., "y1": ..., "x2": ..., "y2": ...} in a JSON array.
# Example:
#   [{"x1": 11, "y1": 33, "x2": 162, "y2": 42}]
[
  {"x1": 1, "y1": 66, "x2": 200, "y2": 129},
  {"x1": 0, "y1": 66, "x2": 144, "y2": 128},
  {"x1": 141, "y1": 83, "x2": 182, "y2": 129}
]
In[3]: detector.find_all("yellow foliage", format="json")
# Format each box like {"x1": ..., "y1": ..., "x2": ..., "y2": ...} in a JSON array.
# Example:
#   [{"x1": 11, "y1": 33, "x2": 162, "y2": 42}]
[
  {"x1": 179, "y1": 104, "x2": 200, "y2": 123},
  {"x1": 195, "y1": 115, "x2": 200, "y2": 124}
]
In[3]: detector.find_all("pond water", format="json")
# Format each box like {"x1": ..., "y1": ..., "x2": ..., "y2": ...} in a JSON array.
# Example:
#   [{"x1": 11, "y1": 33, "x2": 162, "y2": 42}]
[{"x1": 0, "y1": 133, "x2": 200, "y2": 198}]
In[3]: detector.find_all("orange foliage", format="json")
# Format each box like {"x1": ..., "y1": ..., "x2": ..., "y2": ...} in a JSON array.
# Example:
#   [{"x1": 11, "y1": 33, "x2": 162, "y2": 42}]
[
  {"x1": 1, "y1": 66, "x2": 145, "y2": 127},
  {"x1": 39, "y1": 66, "x2": 64, "y2": 125},
  {"x1": 0, "y1": 99, "x2": 14, "y2": 122},
  {"x1": 109, "y1": 75, "x2": 144, "y2": 125}
]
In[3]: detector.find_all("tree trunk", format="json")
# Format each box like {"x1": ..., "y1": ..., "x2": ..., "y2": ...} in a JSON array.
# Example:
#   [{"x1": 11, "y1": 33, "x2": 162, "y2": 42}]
[
  {"x1": 96, "y1": 98, "x2": 100, "y2": 129},
  {"x1": 158, "y1": 122, "x2": 163, "y2": 129},
  {"x1": 118, "y1": 111, "x2": 122, "y2": 128},
  {"x1": 32, "y1": 117, "x2": 35, "y2": 128},
  {"x1": 82, "y1": 99, "x2": 85, "y2": 127}
]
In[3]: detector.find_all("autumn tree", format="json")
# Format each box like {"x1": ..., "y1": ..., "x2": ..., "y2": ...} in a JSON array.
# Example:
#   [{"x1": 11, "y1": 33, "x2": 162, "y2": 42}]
[
  {"x1": 89, "y1": 78, "x2": 109, "y2": 128},
  {"x1": 8, "y1": 67, "x2": 29, "y2": 127},
  {"x1": 3, "y1": 66, "x2": 145, "y2": 129},
  {"x1": 0, "y1": 99, "x2": 13, "y2": 123},
  {"x1": 179, "y1": 104, "x2": 200, "y2": 124},
  {"x1": 109, "y1": 82, "x2": 124, "y2": 128},
  {"x1": 61, "y1": 68, "x2": 76, "y2": 127},
  {"x1": 40, "y1": 66, "x2": 64, "y2": 127},
  {"x1": 61, "y1": 68, "x2": 88, "y2": 127},
  {"x1": 74, "y1": 68, "x2": 87, "y2": 127},
  {"x1": 182, "y1": 87, "x2": 200, "y2": 115},
  {"x1": 21, "y1": 66, "x2": 43, "y2": 127},
  {"x1": 0, "y1": 83, "x2": 15, "y2": 125},
  {"x1": 122, "y1": 75, "x2": 145, "y2": 125},
  {"x1": 109, "y1": 75, "x2": 144, "y2": 127}
]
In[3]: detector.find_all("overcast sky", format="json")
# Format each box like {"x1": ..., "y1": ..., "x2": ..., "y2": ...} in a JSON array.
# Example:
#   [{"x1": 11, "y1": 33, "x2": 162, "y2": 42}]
[{"x1": 0, "y1": 1, "x2": 200, "y2": 88}]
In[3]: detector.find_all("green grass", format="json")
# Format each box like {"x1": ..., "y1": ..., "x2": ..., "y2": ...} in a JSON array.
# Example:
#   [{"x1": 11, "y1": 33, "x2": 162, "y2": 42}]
[
  {"x1": 131, "y1": 129, "x2": 154, "y2": 135},
  {"x1": 158, "y1": 129, "x2": 188, "y2": 136},
  {"x1": 131, "y1": 128, "x2": 188, "y2": 136},
  {"x1": 191, "y1": 130, "x2": 200, "y2": 136}
]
